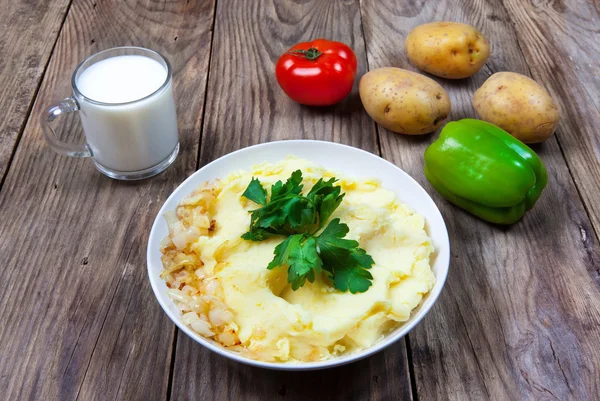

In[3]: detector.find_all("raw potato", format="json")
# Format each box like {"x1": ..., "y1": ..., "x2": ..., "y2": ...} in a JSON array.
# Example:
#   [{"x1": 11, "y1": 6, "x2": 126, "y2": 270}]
[
  {"x1": 406, "y1": 22, "x2": 490, "y2": 79},
  {"x1": 473, "y1": 72, "x2": 560, "y2": 143},
  {"x1": 359, "y1": 67, "x2": 451, "y2": 135}
]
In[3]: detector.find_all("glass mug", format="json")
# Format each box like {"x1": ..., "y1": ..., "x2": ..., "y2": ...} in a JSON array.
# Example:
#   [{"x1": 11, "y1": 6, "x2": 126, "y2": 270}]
[{"x1": 41, "y1": 47, "x2": 179, "y2": 180}]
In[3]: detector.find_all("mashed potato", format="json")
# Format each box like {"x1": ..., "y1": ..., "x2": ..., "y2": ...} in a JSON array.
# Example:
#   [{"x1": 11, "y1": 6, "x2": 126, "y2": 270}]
[{"x1": 160, "y1": 157, "x2": 435, "y2": 363}]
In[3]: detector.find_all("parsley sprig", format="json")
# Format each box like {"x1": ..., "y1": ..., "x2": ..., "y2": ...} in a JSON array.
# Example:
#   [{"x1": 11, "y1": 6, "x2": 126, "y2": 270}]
[{"x1": 241, "y1": 170, "x2": 374, "y2": 293}]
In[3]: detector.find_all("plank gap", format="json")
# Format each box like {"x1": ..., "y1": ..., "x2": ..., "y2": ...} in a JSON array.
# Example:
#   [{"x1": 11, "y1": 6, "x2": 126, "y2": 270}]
[
  {"x1": 166, "y1": 328, "x2": 179, "y2": 401},
  {"x1": 0, "y1": 0, "x2": 75, "y2": 192},
  {"x1": 195, "y1": 0, "x2": 220, "y2": 171},
  {"x1": 405, "y1": 335, "x2": 419, "y2": 401}
]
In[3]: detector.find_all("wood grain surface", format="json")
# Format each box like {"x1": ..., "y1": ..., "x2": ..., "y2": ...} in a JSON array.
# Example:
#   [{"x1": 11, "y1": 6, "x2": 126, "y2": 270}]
[
  {"x1": 501, "y1": 0, "x2": 600, "y2": 242},
  {"x1": 0, "y1": 0, "x2": 71, "y2": 182},
  {"x1": 197, "y1": 0, "x2": 378, "y2": 164},
  {"x1": 0, "y1": 0, "x2": 599, "y2": 400},
  {"x1": 360, "y1": 0, "x2": 600, "y2": 400},
  {"x1": 0, "y1": 0, "x2": 215, "y2": 400},
  {"x1": 171, "y1": 0, "x2": 413, "y2": 400}
]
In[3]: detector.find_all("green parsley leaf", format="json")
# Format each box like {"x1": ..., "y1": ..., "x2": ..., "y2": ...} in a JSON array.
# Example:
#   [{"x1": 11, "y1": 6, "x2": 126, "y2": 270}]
[
  {"x1": 331, "y1": 261, "x2": 374, "y2": 294},
  {"x1": 267, "y1": 235, "x2": 322, "y2": 291},
  {"x1": 256, "y1": 209, "x2": 287, "y2": 229},
  {"x1": 349, "y1": 247, "x2": 375, "y2": 270},
  {"x1": 287, "y1": 236, "x2": 322, "y2": 290},
  {"x1": 318, "y1": 192, "x2": 345, "y2": 228},
  {"x1": 270, "y1": 170, "x2": 303, "y2": 200},
  {"x1": 241, "y1": 170, "x2": 310, "y2": 239},
  {"x1": 241, "y1": 228, "x2": 276, "y2": 241},
  {"x1": 242, "y1": 177, "x2": 267, "y2": 205},
  {"x1": 267, "y1": 234, "x2": 300, "y2": 270},
  {"x1": 316, "y1": 218, "x2": 358, "y2": 251},
  {"x1": 306, "y1": 177, "x2": 337, "y2": 197},
  {"x1": 241, "y1": 171, "x2": 374, "y2": 293},
  {"x1": 306, "y1": 178, "x2": 345, "y2": 228},
  {"x1": 316, "y1": 218, "x2": 374, "y2": 294},
  {"x1": 282, "y1": 197, "x2": 313, "y2": 230}
]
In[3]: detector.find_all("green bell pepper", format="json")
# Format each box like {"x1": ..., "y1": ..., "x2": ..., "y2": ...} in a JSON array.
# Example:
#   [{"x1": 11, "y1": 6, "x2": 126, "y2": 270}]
[{"x1": 424, "y1": 119, "x2": 547, "y2": 224}]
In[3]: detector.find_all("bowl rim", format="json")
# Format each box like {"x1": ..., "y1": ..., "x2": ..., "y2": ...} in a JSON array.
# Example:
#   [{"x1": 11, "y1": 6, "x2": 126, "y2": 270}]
[{"x1": 147, "y1": 139, "x2": 450, "y2": 371}]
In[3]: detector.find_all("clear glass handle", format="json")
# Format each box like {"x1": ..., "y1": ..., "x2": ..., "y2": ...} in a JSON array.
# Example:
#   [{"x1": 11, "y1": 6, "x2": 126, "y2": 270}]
[{"x1": 40, "y1": 97, "x2": 91, "y2": 157}]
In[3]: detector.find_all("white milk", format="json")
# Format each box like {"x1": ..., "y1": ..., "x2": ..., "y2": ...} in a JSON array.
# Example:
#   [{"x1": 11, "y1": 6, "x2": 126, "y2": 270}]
[{"x1": 76, "y1": 55, "x2": 178, "y2": 172}]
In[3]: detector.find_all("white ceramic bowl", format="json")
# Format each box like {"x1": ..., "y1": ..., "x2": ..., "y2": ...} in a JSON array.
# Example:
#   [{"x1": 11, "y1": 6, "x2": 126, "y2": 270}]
[{"x1": 147, "y1": 140, "x2": 450, "y2": 370}]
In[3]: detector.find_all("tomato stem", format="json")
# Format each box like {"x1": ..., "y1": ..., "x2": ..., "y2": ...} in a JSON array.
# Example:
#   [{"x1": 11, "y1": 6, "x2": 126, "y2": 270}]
[{"x1": 287, "y1": 47, "x2": 322, "y2": 60}]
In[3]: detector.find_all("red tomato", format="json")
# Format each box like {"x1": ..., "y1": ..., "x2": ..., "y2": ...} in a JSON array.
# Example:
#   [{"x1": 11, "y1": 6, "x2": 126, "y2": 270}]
[{"x1": 275, "y1": 39, "x2": 358, "y2": 106}]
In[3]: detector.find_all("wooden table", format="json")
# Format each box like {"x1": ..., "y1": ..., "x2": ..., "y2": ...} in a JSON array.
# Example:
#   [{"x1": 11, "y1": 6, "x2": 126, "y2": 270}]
[{"x1": 1, "y1": 0, "x2": 599, "y2": 399}]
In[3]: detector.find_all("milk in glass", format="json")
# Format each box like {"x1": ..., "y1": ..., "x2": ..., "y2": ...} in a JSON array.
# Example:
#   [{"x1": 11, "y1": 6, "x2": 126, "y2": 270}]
[{"x1": 76, "y1": 55, "x2": 178, "y2": 172}]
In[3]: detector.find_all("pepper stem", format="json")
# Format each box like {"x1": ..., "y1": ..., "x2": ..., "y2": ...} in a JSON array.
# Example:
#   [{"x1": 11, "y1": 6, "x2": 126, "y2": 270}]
[{"x1": 287, "y1": 47, "x2": 323, "y2": 60}]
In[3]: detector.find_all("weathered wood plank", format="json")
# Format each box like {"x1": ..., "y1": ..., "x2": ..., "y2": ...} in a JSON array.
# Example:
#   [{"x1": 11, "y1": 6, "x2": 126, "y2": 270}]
[
  {"x1": 0, "y1": 0, "x2": 215, "y2": 400},
  {"x1": 170, "y1": 0, "x2": 413, "y2": 399},
  {"x1": 172, "y1": 339, "x2": 410, "y2": 400},
  {"x1": 500, "y1": 0, "x2": 600, "y2": 244},
  {"x1": 197, "y1": 0, "x2": 378, "y2": 163},
  {"x1": 0, "y1": 0, "x2": 71, "y2": 183},
  {"x1": 359, "y1": 0, "x2": 600, "y2": 400}
]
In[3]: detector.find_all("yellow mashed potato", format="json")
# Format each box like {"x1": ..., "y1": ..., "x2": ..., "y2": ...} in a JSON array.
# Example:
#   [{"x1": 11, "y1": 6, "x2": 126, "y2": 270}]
[{"x1": 160, "y1": 157, "x2": 435, "y2": 363}]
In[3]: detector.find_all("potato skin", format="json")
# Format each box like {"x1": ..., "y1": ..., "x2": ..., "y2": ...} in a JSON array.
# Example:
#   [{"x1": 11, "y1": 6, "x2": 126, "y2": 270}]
[
  {"x1": 359, "y1": 67, "x2": 451, "y2": 135},
  {"x1": 406, "y1": 22, "x2": 490, "y2": 79},
  {"x1": 473, "y1": 72, "x2": 560, "y2": 143}
]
